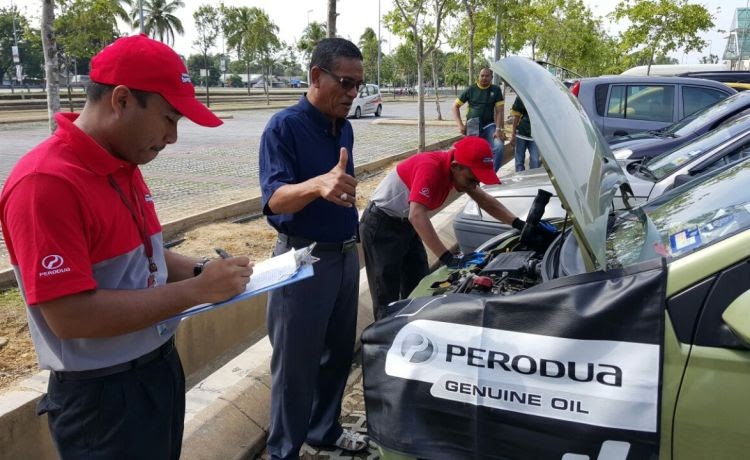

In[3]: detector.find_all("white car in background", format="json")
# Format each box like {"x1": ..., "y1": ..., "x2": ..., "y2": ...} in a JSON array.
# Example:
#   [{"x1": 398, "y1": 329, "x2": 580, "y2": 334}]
[{"x1": 348, "y1": 84, "x2": 383, "y2": 118}]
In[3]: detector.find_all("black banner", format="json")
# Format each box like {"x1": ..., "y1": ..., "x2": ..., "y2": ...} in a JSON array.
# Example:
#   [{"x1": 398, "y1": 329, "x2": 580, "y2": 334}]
[{"x1": 362, "y1": 260, "x2": 666, "y2": 460}]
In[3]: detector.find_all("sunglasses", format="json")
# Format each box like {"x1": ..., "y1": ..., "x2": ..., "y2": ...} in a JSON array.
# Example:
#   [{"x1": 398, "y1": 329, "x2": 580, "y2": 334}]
[{"x1": 318, "y1": 67, "x2": 364, "y2": 92}]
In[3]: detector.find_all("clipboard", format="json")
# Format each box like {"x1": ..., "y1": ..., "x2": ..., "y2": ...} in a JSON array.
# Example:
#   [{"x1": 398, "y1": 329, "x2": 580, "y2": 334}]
[{"x1": 160, "y1": 244, "x2": 317, "y2": 325}]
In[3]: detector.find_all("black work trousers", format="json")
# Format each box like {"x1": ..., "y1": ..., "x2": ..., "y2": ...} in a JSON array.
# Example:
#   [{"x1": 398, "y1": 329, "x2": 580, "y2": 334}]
[
  {"x1": 37, "y1": 342, "x2": 185, "y2": 459},
  {"x1": 360, "y1": 203, "x2": 429, "y2": 320}
]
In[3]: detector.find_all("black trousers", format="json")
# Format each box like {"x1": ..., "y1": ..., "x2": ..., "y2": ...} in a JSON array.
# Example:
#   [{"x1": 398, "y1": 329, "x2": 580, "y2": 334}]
[
  {"x1": 266, "y1": 238, "x2": 360, "y2": 460},
  {"x1": 360, "y1": 203, "x2": 429, "y2": 320},
  {"x1": 38, "y1": 345, "x2": 185, "y2": 459}
]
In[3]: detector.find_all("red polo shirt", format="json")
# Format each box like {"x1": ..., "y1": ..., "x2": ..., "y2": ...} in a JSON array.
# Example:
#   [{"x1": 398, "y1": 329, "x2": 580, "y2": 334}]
[
  {"x1": 396, "y1": 151, "x2": 455, "y2": 210},
  {"x1": 0, "y1": 112, "x2": 164, "y2": 305}
]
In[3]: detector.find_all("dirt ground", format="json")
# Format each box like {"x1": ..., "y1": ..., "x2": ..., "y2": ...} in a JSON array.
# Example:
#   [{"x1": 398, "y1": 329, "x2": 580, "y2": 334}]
[{"x1": 0, "y1": 163, "x2": 393, "y2": 392}]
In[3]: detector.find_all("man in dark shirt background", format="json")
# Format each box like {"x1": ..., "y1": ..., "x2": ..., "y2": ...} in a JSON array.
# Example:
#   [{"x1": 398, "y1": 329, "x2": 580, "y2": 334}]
[
  {"x1": 259, "y1": 38, "x2": 369, "y2": 459},
  {"x1": 511, "y1": 96, "x2": 541, "y2": 171},
  {"x1": 452, "y1": 67, "x2": 506, "y2": 171}
]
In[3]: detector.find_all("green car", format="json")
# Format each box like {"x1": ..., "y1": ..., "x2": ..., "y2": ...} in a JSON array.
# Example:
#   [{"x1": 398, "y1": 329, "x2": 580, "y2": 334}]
[{"x1": 362, "y1": 57, "x2": 750, "y2": 460}]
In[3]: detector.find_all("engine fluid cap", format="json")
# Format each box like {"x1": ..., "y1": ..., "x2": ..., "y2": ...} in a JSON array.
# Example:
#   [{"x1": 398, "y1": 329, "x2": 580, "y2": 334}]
[{"x1": 473, "y1": 276, "x2": 493, "y2": 291}]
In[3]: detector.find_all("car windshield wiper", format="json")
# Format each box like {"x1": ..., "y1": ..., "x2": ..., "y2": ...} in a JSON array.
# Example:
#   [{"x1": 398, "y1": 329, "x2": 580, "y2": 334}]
[{"x1": 636, "y1": 161, "x2": 658, "y2": 181}]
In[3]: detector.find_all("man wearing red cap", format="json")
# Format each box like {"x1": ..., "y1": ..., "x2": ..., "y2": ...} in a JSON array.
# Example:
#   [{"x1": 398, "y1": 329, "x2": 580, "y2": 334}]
[
  {"x1": 0, "y1": 35, "x2": 252, "y2": 458},
  {"x1": 361, "y1": 137, "x2": 531, "y2": 319}
]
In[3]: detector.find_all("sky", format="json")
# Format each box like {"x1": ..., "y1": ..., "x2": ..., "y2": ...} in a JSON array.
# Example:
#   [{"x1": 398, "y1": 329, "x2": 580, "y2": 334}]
[{"x1": 2, "y1": 0, "x2": 742, "y2": 66}]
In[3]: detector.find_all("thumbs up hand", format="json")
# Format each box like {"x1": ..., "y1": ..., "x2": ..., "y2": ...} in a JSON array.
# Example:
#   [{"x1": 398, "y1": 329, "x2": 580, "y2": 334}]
[{"x1": 318, "y1": 147, "x2": 358, "y2": 207}]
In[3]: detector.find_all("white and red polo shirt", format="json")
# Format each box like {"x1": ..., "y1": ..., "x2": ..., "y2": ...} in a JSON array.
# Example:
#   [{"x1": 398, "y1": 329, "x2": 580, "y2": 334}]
[
  {"x1": 370, "y1": 151, "x2": 455, "y2": 218},
  {"x1": 0, "y1": 113, "x2": 176, "y2": 371}
]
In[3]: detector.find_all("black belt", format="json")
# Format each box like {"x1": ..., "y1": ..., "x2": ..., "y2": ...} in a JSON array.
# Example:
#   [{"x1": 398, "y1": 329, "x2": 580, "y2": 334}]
[
  {"x1": 278, "y1": 233, "x2": 358, "y2": 253},
  {"x1": 52, "y1": 336, "x2": 176, "y2": 382},
  {"x1": 368, "y1": 202, "x2": 409, "y2": 222}
]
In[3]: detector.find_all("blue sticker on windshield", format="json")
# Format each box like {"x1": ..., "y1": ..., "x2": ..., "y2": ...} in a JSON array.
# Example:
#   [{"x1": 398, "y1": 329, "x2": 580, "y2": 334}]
[{"x1": 669, "y1": 228, "x2": 702, "y2": 254}]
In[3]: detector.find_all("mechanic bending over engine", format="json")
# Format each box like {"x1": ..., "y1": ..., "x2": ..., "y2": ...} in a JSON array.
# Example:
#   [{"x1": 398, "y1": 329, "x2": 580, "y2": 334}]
[{"x1": 361, "y1": 136, "x2": 557, "y2": 320}]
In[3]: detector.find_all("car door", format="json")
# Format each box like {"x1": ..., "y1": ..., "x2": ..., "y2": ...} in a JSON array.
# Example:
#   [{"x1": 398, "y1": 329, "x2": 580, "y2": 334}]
[
  {"x1": 669, "y1": 258, "x2": 750, "y2": 459},
  {"x1": 602, "y1": 84, "x2": 677, "y2": 137},
  {"x1": 363, "y1": 84, "x2": 378, "y2": 115},
  {"x1": 680, "y1": 85, "x2": 733, "y2": 119}
]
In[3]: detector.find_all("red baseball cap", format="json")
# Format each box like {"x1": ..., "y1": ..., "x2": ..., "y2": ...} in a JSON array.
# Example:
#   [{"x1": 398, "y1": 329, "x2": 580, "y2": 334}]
[
  {"x1": 90, "y1": 34, "x2": 222, "y2": 127},
  {"x1": 453, "y1": 137, "x2": 500, "y2": 185}
]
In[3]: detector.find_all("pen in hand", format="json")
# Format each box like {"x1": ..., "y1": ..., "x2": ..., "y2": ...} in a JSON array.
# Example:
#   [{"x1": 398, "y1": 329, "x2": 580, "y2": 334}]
[{"x1": 214, "y1": 248, "x2": 232, "y2": 259}]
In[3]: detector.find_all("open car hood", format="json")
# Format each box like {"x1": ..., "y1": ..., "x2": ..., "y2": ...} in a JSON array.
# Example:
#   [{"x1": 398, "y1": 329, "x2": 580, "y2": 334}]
[{"x1": 492, "y1": 57, "x2": 631, "y2": 270}]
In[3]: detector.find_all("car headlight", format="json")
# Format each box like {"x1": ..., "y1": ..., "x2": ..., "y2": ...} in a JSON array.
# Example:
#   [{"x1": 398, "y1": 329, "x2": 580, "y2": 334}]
[
  {"x1": 463, "y1": 200, "x2": 481, "y2": 217},
  {"x1": 613, "y1": 149, "x2": 632, "y2": 160}
]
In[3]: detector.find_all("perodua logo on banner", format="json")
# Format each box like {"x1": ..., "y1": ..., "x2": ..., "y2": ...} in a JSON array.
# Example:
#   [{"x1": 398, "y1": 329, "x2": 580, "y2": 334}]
[
  {"x1": 400, "y1": 333, "x2": 437, "y2": 364},
  {"x1": 385, "y1": 320, "x2": 660, "y2": 433}
]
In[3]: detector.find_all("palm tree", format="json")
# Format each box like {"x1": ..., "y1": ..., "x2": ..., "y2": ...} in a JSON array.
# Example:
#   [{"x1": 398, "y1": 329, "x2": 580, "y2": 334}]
[
  {"x1": 131, "y1": 0, "x2": 185, "y2": 46},
  {"x1": 223, "y1": 6, "x2": 255, "y2": 95},
  {"x1": 297, "y1": 21, "x2": 326, "y2": 66}
]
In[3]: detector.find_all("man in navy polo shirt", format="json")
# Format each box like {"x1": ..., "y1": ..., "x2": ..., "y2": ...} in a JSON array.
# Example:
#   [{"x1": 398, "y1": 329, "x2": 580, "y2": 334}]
[
  {"x1": 0, "y1": 35, "x2": 253, "y2": 458},
  {"x1": 259, "y1": 38, "x2": 368, "y2": 459}
]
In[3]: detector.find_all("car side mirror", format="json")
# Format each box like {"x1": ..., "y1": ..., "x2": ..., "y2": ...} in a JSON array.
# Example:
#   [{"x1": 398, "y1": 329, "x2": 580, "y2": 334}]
[
  {"x1": 673, "y1": 174, "x2": 692, "y2": 188},
  {"x1": 722, "y1": 290, "x2": 750, "y2": 347}
]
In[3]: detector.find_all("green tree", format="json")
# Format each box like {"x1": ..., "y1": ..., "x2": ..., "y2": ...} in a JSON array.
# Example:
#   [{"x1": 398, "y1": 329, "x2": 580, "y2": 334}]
[
  {"x1": 131, "y1": 0, "x2": 184, "y2": 46},
  {"x1": 612, "y1": 0, "x2": 714, "y2": 75},
  {"x1": 223, "y1": 6, "x2": 256, "y2": 95},
  {"x1": 187, "y1": 53, "x2": 220, "y2": 87},
  {"x1": 0, "y1": 7, "x2": 44, "y2": 86},
  {"x1": 55, "y1": 0, "x2": 130, "y2": 60},
  {"x1": 386, "y1": 0, "x2": 457, "y2": 150},
  {"x1": 359, "y1": 27, "x2": 379, "y2": 83},
  {"x1": 55, "y1": 0, "x2": 131, "y2": 110},
  {"x1": 392, "y1": 42, "x2": 417, "y2": 87},
  {"x1": 444, "y1": 51, "x2": 467, "y2": 93},
  {"x1": 193, "y1": 4, "x2": 220, "y2": 106},
  {"x1": 246, "y1": 8, "x2": 281, "y2": 104},
  {"x1": 297, "y1": 21, "x2": 326, "y2": 68}
]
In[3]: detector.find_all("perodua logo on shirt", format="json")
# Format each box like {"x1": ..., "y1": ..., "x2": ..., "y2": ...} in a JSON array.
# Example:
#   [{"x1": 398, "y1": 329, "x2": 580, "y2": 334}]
[
  {"x1": 420, "y1": 187, "x2": 431, "y2": 198},
  {"x1": 39, "y1": 254, "x2": 71, "y2": 277},
  {"x1": 400, "y1": 333, "x2": 437, "y2": 364}
]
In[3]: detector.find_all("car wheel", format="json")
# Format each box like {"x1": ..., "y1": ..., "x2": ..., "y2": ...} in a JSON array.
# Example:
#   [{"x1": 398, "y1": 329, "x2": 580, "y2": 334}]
[
  {"x1": 354, "y1": 107, "x2": 362, "y2": 119},
  {"x1": 375, "y1": 105, "x2": 382, "y2": 117}
]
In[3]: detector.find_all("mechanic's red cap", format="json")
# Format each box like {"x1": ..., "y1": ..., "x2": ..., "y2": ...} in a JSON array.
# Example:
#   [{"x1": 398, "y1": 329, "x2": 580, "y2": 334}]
[
  {"x1": 453, "y1": 136, "x2": 500, "y2": 185},
  {"x1": 90, "y1": 34, "x2": 222, "y2": 127}
]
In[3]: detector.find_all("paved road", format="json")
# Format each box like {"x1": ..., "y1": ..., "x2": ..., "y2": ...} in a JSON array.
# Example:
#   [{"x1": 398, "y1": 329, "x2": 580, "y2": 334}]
[{"x1": 0, "y1": 99, "x2": 462, "y2": 270}]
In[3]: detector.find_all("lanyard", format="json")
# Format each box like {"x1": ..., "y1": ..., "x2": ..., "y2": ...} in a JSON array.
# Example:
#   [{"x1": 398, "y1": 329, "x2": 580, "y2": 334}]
[{"x1": 107, "y1": 174, "x2": 158, "y2": 287}]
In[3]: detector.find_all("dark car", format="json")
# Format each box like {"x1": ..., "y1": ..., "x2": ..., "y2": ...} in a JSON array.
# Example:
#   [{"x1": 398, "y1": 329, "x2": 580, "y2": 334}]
[
  {"x1": 569, "y1": 75, "x2": 735, "y2": 137},
  {"x1": 608, "y1": 91, "x2": 750, "y2": 160}
]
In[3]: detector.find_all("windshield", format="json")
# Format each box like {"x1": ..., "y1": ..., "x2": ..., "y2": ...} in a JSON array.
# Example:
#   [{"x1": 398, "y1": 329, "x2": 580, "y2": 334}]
[
  {"x1": 647, "y1": 114, "x2": 750, "y2": 180},
  {"x1": 606, "y1": 158, "x2": 750, "y2": 267},
  {"x1": 669, "y1": 92, "x2": 749, "y2": 137}
]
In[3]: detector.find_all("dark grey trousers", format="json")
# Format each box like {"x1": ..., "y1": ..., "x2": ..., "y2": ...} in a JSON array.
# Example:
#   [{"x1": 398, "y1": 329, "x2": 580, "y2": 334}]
[
  {"x1": 266, "y1": 238, "x2": 360, "y2": 460},
  {"x1": 360, "y1": 204, "x2": 429, "y2": 321}
]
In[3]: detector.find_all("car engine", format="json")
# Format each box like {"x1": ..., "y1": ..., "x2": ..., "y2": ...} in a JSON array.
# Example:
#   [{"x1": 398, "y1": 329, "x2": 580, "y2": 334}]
[
  {"x1": 429, "y1": 248, "x2": 547, "y2": 297},
  {"x1": 428, "y1": 189, "x2": 562, "y2": 297}
]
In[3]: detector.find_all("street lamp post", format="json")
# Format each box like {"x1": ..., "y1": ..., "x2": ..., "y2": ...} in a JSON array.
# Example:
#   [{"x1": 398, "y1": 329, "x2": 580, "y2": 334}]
[
  {"x1": 307, "y1": 9, "x2": 313, "y2": 26},
  {"x1": 10, "y1": 0, "x2": 22, "y2": 91},
  {"x1": 377, "y1": 0, "x2": 381, "y2": 87}
]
